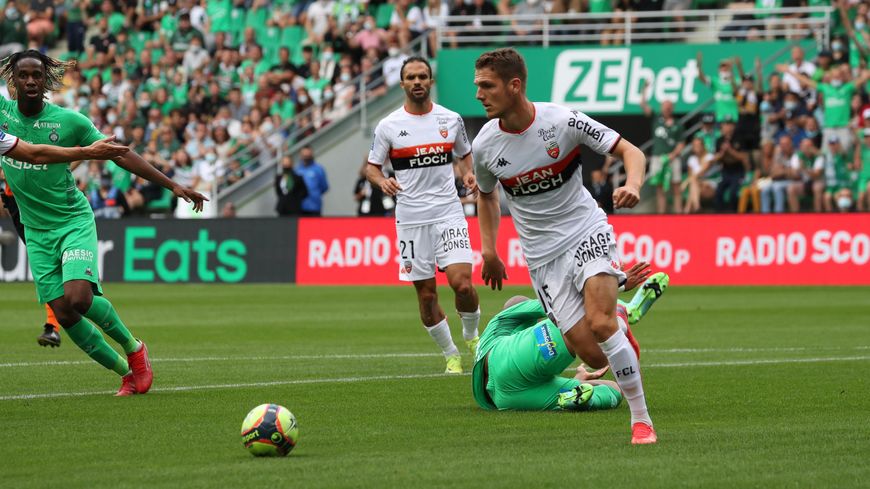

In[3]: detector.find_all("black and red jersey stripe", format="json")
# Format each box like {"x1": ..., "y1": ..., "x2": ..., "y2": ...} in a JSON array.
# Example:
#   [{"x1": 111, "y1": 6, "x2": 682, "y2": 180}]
[
  {"x1": 390, "y1": 142, "x2": 455, "y2": 171},
  {"x1": 499, "y1": 146, "x2": 582, "y2": 197}
]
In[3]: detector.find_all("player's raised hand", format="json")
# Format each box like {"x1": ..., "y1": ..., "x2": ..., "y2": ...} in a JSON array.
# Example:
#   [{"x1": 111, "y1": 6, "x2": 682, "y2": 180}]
[
  {"x1": 86, "y1": 135, "x2": 130, "y2": 160},
  {"x1": 622, "y1": 261, "x2": 652, "y2": 291},
  {"x1": 379, "y1": 177, "x2": 402, "y2": 196},
  {"x1": 481, "y1": 254, "x2": 507, "y2": 290},
  {"x1": 613, "y1": 184, "x2": 640, "y2": 209},
  {"x1": 462, "y1": 171, "x2": 478, "y2": 195},
  {"x1": 172, "y1": 185, "x2": 209, "y2": 212}
]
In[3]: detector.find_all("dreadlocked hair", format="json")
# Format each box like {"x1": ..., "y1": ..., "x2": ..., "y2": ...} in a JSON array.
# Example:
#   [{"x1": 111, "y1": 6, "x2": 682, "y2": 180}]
[{"x1": 0, "y1": 50, "x2": 75, "y2": 99}]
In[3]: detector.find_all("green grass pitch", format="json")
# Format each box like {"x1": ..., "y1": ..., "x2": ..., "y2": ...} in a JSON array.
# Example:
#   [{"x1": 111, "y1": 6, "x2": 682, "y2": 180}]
[{"x1": 1, "y1": 283, "x2": 868, "y2": 489}]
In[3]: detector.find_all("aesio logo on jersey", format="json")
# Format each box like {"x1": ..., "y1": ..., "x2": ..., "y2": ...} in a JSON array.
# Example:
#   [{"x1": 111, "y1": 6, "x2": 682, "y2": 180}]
[{"x1": 551, "y1": 49, "x2": 701, "y2": 112}]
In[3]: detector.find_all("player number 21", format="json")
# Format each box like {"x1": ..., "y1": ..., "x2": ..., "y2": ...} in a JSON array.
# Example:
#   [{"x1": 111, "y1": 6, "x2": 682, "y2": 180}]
[{"x1": 399, "y1": 240, "x2": 415, "y2": 259}]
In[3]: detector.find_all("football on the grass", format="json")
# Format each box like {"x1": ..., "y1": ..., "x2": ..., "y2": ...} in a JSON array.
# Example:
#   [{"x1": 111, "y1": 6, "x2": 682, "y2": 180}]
[{"x1": 241, "y1": 403, "x2": 298, "y2": 457}]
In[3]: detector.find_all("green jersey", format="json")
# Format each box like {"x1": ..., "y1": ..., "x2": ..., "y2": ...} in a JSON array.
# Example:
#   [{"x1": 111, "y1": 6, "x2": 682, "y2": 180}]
[
  {"x1": 861, "y1": 140, "x2": 870, "y2": 178},
  {"x1": 818, "y1": 82, "x2": 855, "y2": 128},
  {"x1": 710, "y1": 76, "x2": 739, "y2": 122},
  {"x1": 472, "y1": 300, "x2": 547, "y2": 410},
  {"x1": 825, "y1": 152, "x2": 851, "y2": 190},
  {"x1": 0, "y1": 99, "x2": 104, "y2": 229},
  {"x1": 694, "y1": 127, "x2": 720, "y2": 154},
  {"x1": 651, "y1": 114, "x2": 683, "y2": 156}
]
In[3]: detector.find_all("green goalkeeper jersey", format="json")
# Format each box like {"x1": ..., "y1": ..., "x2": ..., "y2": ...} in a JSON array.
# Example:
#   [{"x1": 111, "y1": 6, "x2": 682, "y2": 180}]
[
  {"x1": 0, "y1": 98, "x2": 105, "y2": 229},
  {"x1": 472, "y1": 299, "x2": 548, "y2": 410}
]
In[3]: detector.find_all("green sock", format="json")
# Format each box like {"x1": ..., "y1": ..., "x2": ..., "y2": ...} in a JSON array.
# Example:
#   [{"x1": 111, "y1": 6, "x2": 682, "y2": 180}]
[
  {"x1": 65, "y1": 318, "x2": 130, "y2": 376},
  {"x1": 84, "y1": 296, "x2": 139, "y2": 354}
]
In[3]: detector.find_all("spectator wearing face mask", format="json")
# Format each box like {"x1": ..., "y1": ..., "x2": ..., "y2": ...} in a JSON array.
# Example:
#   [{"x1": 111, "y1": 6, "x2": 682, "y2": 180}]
[
  {"x1": 275, "y1": 155, "x2": 309, "y2": 216},
  {"x1": 823, "y1": 136, "x2": 857, "y2": 212},
  {"x1": 383, "y1": 37, "x2": 409, "y2": 87},
  {"x1": 696, "y1": 52, "x2": 739, "y2": 123},
  {"x1": 778, "y1": 63, "x2": 870, "y2": 153},
  {"x1": 296, "y1": 146, "x2": 330, "y2": 216},
  {"x1": 782, "y1": 46, "x2": 816, "y2": 94}
]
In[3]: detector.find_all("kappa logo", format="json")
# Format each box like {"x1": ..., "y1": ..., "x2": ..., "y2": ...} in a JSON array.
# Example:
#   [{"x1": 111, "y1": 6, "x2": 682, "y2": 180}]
[
  {"x1": 85, "y1": 267, "x2": 93, "y2": 277},
  {"x1": 546, "y1": 140, "x2": 560, "y2": 159},
  {"x1": 496, "y1": 157, "x2": 511, "y2": 167},
  {"x1": 398, "y1": 130, "x2": 409, "y2": 137}
]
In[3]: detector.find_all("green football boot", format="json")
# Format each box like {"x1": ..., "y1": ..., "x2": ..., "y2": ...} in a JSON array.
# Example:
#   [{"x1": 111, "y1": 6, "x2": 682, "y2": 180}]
[
  {"x1": 557, "y1": 383, "x2": 595, "y2": 411},
  {"x1": 627, "y1": 272, "x2": 669, "y2": 325},
  {"x1": 445, "y1": 354, "x2": 463, "y2": 374},
  {"x1": 465, "y1": 336, "x2": 479, "y2": 360}
]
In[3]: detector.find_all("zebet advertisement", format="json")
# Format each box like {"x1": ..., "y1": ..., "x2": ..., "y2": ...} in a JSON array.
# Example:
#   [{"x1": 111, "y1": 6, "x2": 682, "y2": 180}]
[
  {"x1": 0, "y1": 219, "x2": 297, "y2": 284},
  {"x1": 436, "y1": 41, "x2": 812, "y2": 116}
]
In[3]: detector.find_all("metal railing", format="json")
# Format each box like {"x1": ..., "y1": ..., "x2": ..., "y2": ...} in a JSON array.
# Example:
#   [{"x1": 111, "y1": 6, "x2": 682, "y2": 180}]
[
  {"x1": 214, "y1": 35, "x2": 429, "y2": 207},
  {"x1": 437, "y1": 6, "x2": 832, "y2": 49}
]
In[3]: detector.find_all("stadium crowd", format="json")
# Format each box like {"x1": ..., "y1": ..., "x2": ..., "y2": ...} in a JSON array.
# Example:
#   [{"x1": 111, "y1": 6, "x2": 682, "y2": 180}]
[
  {"x1": 644, "y1": 0, "x2": 870, "y2": 214},
  {"x1": 1, "y1": 0, "x2": 869, "y2": 217},
  {"x1": 1, "y1": 0, "x2": 427, "y2": 217}
]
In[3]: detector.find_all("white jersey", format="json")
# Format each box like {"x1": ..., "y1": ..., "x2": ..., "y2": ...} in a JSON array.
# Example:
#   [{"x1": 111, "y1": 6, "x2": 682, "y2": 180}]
[
  {"x1": 368, "y1": 103, "x2": 470, "y2": 226},
  {"x1": 0, "y1": 130, "x2": 19, "y2": 155},
  {"x1": 473, "y1": 102, "x2": 621, "y2": 269}
]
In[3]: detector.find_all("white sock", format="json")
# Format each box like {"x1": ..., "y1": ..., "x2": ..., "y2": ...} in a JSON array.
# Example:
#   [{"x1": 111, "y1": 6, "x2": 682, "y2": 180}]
[
  {"x1": 426, "y1": 318, "x2": 459, "y2": 357},
  {"x1": 599, "y1": 330, "x2": 652, "y2": 427},
  {"x1": 457, "y1": 308, "x2": 480, "y2": 341}
]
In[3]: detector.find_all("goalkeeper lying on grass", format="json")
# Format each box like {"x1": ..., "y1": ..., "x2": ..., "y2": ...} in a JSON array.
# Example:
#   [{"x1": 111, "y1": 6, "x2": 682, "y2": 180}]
[{"x1": 472, "y1": 263, "x2": 668, "y2": 412}]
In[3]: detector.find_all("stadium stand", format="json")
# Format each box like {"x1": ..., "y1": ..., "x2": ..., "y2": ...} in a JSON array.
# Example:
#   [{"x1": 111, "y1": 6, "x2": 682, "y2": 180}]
[{"x1": 0, "y1": 1, "x2": 868, "y2": 216}]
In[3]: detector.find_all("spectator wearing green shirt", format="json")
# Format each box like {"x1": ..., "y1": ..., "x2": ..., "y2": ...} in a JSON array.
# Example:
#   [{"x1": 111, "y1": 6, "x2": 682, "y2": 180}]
[
  {"x1": 778, "y1": 63, "x2": 870, "y2": 154},
  {"x1": 823, "y1": 136, "x2": 857, "y2": 212},
  {"x1": 0, "y1": 2, "x2": 27, "y2": 58},
  {"x1": 852, "y1": 127, "x2": 870, "y2": 211},
  {"x1": 787, "y1": 138, "x2": 826, "y2": 213},
  {"x1": 696, "y1": 52, "x2": 739, "y2": 123},
  {"x1": 169, "y1": 13, "x2": 205, "y2": 54},
  {"x1": 640, "y1": 79, "x2": 686, "y2": 214}
]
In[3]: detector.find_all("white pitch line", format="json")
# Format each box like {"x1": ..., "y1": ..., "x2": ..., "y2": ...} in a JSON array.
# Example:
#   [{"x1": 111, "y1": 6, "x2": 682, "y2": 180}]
[
  {"x1": 0, "y1": 372, "x2": 468, "y2": 401},
  {"x1": 562, "y1": 355, "x2": 870, "y2": 372},
  {"x1": 2, "y1": 346, "x2": 869, "y2": 369},
  {"x1": 2, "y1": 355, "x2": 869, "y2": 402},
  {"x1": 0, "y1": 352, "x2": 442, "y2": 368}
]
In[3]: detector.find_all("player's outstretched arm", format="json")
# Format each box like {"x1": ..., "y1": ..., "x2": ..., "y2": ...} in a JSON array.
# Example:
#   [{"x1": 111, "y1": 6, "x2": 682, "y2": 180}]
[
  {"x1": 6, "y1": 135, "x2": 129, "y2": 164},
  {"x1": 112, "y1": 150, "x2": 208, "y2": 212},
  {"x1": 477, "y1": 187, "x2": 507, "y2": 290},
  {"x1": 611, "y1": 138, "x2": 646, "y2": 209}
]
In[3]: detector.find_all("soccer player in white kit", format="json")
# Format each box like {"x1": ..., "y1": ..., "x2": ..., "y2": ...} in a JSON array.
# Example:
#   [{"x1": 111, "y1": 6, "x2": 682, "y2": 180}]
[
  {"x1": 366, "y1": 57, "x2": 481, "y2": 374},
  {"x1": 471, "y1": 48, "x2": 656, "y2": 444}
]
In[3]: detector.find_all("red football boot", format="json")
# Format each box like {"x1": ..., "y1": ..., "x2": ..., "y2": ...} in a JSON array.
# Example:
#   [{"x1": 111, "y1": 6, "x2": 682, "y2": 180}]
[
  {"x1": 631, "y1": 422, "x2": 657, "y2": 445},
  {"x1": 127, "y1": 341, "x2": 153, "y2": 394},
  {"x1": 115, "y1": 373, "x2": 137, "y2": 397}
]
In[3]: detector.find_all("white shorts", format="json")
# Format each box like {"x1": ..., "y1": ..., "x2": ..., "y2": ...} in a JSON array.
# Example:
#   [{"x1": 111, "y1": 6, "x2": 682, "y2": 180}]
[
  {"x1": 528, "y1": 225, "x2": 626, "y2": 334},
  {"x1": 396, "y1": 216, "x2": 473, "y2": 282}
]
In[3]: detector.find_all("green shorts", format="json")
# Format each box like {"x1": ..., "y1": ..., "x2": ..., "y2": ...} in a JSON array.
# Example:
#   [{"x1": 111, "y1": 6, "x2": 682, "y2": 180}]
[
  {"x1": 25, "y1": 220, "x2": 103, "y2": 303},
  {"x1": 484, "y1": 322, "x2": 618, "y2": 411}
]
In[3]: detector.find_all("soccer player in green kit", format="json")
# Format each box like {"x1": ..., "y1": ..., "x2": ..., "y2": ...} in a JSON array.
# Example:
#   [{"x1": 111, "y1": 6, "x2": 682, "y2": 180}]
[
  {"x1": 0, "y1": 50, "x2": 207, "y2": 396},
  {"x1": 472, "y1": 265, "x2": 668, "y2": 413}
]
